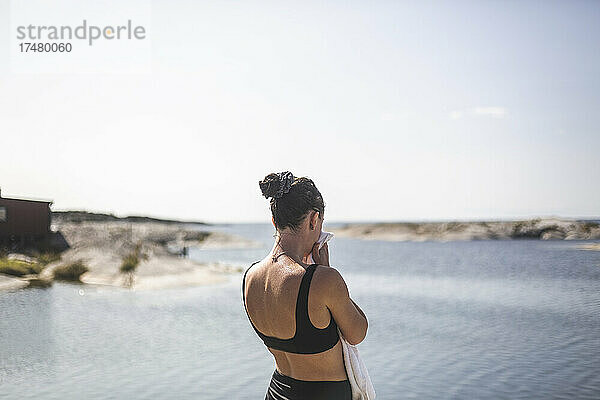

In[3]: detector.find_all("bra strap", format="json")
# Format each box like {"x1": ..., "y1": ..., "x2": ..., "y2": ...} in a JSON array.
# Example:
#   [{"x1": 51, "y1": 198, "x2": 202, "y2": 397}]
[{"x1": 295, "y1": 264, "x2": 318, "y2": 332}]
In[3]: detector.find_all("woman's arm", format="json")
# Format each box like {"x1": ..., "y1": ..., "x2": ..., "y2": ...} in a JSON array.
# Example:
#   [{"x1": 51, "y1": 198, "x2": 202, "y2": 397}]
[
  {"x1": 323, "y1": 267, "x2": 368, "y2": 345},
  {"x1": 311, "y1": 240, "x2": 368, "y2": 344},
  {"x1": 351, "y1": 298, "x2": 367, "y2": 321}
]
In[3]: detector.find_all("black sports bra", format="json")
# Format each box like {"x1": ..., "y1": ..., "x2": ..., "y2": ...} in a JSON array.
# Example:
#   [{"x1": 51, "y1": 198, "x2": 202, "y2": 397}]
[{"x1": 242, "y1": 261, "x2": 339, "y2": 354}]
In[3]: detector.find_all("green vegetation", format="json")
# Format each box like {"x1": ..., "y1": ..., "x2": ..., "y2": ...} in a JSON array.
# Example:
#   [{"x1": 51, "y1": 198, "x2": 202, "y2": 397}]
[
  {"x1": 120, "y1": 243, "x2": 148, "y2": 287},
  {"x1": 0, "y1": 258, "x2": 41, "y2": 276},
  {"x1": 582, "y1": 222, "x2": 600, "y2": 233},
  {"x1": 0, "y1": 252, "x2": 62, "y2": 278},
  {"x1": 120, "y1": 243, "x2": 148, "y2": 273},
  {"x1": 120, "y1": 254, "x2": 140, "y2": 273},
  {"x1": 35, "y1": 252, "x2": 62, "y2": 266},
  {"x1": 53, "y1": 260, "x2": 89, "y2": 281},
  {"x1": 511, "y1": 220, "x2": 540, "y2": 238}
]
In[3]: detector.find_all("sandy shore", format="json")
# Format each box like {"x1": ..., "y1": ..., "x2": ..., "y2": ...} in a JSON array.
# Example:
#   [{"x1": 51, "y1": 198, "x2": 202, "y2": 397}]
[
  {"x1": 35, "y1": 220, "x2": 260, "y2": 290},
  {"x1": 0, "y1": 274, "x2": 29, "y2": 291},
  {"x1": 577, "y1": 243, "x2": 600, "y2": 251},
  {"x1": 332, "y1": 218, "x2": 600, "y2": 242},
  {"x1": 192, "y1": 230, "x2": 260, "y2": 249}
]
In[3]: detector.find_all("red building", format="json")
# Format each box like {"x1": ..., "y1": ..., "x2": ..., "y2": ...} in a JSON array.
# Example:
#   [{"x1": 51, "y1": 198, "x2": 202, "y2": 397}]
[{"x1": 0, "y1": 188, "x2": 53, "y2": 246}]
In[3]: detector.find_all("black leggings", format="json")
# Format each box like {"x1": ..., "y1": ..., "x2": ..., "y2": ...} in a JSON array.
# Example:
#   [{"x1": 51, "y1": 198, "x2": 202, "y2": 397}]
[{"x1": 265, "y1": 368, "x2": 352, "y2": 400}]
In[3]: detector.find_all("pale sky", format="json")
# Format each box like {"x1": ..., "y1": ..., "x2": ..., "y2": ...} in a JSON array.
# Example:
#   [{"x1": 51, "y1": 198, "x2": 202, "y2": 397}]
[{"x1": 1, "y1": 1, "x2": 599, "y2": 223}]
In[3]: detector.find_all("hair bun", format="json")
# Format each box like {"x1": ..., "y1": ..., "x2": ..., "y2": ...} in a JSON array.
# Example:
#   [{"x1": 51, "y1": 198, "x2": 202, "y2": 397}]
[{"x1": 259, "y1": 171, "x2": 295, "y2": 199}]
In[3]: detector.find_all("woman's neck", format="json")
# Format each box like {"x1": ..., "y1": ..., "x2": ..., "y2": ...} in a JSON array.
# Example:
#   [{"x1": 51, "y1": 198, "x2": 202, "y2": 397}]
[{"x1": 271, "y1": 230, "x2": 310, "y2": 264}]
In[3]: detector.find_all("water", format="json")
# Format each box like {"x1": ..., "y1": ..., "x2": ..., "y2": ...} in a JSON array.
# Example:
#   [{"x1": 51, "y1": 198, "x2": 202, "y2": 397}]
[{"x1": 1, "y1": 223, "x2": 600, "y2": 399}]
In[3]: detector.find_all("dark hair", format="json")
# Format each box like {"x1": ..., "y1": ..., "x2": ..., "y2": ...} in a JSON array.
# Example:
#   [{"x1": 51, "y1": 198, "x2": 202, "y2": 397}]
[{"x1": 259, "y1": 172, "x2": 325, "y2": 231}]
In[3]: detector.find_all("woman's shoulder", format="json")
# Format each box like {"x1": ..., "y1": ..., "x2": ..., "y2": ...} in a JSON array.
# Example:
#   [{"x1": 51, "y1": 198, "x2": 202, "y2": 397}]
[
  {"x1": 242, "y1": 261, "x2": 263, "y2": 293},
  {"x1": 311, "y1": 265, "x2": 347, "y2": 298},
  {"x1": 312, "y1": 264, "x2": 343, "y2": 280},
  {"x1": 243, "y1": 261, "x2": 259, "y2": 279},
  {"x1": 245, "y1": 259, "x2": 304, "y2": 283}
]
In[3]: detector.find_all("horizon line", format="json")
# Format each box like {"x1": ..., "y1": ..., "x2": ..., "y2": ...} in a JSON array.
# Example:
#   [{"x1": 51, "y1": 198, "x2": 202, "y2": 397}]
[{"x1": 51, "y1": 209, "x2": 600, "y2": 225}]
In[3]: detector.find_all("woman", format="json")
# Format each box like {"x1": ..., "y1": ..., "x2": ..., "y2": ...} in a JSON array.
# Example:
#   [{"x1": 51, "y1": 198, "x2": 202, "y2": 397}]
[{"x1": 242, "y1": 171, "x2": 369, "y2": 400}]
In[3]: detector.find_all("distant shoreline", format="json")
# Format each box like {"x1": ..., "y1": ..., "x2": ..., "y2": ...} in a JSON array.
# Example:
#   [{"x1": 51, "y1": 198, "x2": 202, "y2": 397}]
[
  {"x1": 51, "y1": 210, "x2": 208, "y2": 225},
  {"x1": 331, "y1": 218, "x2": 600, "y2": 242}
]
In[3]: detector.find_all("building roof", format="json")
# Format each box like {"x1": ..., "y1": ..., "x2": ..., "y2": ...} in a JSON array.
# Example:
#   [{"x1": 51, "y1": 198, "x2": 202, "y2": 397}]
[{"x1": 0, "y1": 195, "x2": 53, "y2": 204}]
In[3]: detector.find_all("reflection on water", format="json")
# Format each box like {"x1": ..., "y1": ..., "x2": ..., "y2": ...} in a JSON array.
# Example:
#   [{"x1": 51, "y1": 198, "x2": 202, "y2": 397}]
[{"x1": 1, "y1": 224, "x2": 599, "y2": 399}]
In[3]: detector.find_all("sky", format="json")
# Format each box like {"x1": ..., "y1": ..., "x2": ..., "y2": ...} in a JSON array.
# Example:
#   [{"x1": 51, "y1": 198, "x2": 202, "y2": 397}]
[{"x1": 1, "y1": 0, "x2": 599, "y2": 223}]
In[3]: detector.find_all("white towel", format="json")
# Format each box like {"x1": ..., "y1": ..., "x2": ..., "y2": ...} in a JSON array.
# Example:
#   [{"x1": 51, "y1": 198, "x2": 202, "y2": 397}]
[
  {"x1": 338, "y1": 328, "x2": 376, "y2": 400},
  {"x1": 309, "y1": 231, "x2": 375, "y2": 398},
  {"x1": 306, "y1": 231, "x2": 334, "y2": 264}
]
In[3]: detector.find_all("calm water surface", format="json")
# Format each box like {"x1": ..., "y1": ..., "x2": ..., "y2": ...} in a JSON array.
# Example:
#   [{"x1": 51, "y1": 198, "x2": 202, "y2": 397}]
[{"x1": 1, "y1": 223, "x2": 599, "y2": 399}]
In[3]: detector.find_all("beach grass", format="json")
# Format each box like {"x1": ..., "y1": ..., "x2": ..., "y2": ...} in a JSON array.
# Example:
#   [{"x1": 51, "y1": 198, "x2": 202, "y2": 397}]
[
  {"x1": 0, "y1": 258, "x2": 42, "y2": 276},
  {"x1": 120, "y1": 254, "x2": 140, "y2": 273},
  {"x1": 120, "y1": 243, "x2": 149, "y2": 288},
  {"x1": 0, "y1": 252, "x2": 62, "y2": 277},
  {"x1": 36, "y1": 252, "x2": 62, "y2": 266},
  {"x1": 120, "y1": 243, "x2": 148, "y2": 274},
  {"x1": 53, "y1": 260, "x2": 89, "y2": 281}
]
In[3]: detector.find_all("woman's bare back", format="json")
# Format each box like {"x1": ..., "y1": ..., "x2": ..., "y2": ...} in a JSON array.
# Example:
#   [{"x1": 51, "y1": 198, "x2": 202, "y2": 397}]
[{"x1": 243, "y1": 260, "x2": 347, "y2": 381}]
